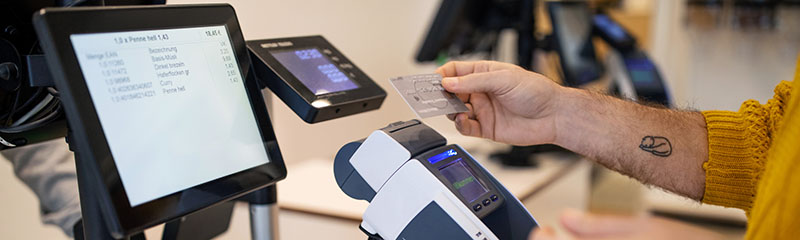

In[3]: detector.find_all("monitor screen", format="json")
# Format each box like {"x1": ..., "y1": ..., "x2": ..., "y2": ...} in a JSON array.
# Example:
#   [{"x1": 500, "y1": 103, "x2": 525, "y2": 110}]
[
  {"x1": 70, "y1": 25, "x2": 270, "y2": 207},
  {"x1": 438, "y1": 158, "x2": 489, "y2": 202},
  {"x1": 270, "y1": 48, "x2": 359, "y2": 95},
  {"x1": 549, "y1": 2, "x2": 602, "y2": 86}
]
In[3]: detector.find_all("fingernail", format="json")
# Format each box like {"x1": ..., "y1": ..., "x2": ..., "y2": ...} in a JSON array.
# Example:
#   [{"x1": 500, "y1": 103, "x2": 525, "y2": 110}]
[{"x1": 442, "y1": 77, "x2": 458, "y2": 89}]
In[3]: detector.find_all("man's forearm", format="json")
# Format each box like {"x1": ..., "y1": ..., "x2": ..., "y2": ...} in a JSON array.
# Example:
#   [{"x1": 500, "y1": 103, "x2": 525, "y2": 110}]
[{"x1": 552, "y1": 87, "x2": 708, "y2": 200}]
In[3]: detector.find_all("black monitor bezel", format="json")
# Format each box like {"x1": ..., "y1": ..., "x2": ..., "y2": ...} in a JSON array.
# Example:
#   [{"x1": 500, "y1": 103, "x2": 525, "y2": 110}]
[
  {"x1": 33, "y1": 4, "x2": 286, "y2": 236},
  {"x1": 547, "y1": 1, "x2": 604, "y2": 87}
]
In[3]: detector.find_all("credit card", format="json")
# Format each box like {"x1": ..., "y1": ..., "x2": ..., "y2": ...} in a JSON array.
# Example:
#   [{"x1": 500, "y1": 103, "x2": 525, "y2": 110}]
[{"x1": 389, "y1": 73, "x2": 469, "y2": 118}]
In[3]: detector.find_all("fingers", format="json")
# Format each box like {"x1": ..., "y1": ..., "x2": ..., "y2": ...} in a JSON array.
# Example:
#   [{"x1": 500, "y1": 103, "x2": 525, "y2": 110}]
[
  {"x1": 454, "y1": 113, "x2": 481, "y2": 137},
  {"x1": 463, "y1": 103, "x2": 476, "y2": 119},
  {"x1": 436, "y1": 60, "x2": 519, "y2": 77},
  {"x1": 447, "y1": 101, "x2": 475, "y2": 121},
  {"x1": 455, "y1": 93, "x2": 470, "y2": 103},
  {"x1": 436, "y1": 61, "x2": 483, "y2": 77},
  {"x1": 450, "y1": 104, "x2": 475, "y2": 123},
  {"x1": 442, "y1": 70, "x2": 516, "y2": 95},
  {"x1": 560, "y1": 209, "x2": 640, "y2": 237}
]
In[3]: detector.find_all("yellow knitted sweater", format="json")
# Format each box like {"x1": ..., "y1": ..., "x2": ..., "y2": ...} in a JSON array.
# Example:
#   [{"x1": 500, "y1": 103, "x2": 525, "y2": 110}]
[{"x1": 701, "y1": 58, "x2": 800, "y2": 239}]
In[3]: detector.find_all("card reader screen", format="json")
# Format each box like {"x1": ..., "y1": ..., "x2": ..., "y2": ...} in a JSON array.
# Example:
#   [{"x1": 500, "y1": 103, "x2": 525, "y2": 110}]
[
  {"x1": 270, "y1": 48, "x2": 359, "y2": 95},
  {"x1": 70, "y1": 25, "x2": 270, "y2": 207},
  {"x1": 439, "y1": 158, "x2": 489, "y2": 202}
]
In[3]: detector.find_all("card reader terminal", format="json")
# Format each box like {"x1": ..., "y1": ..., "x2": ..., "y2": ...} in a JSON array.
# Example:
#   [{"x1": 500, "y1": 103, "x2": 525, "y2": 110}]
[
  {"x1": 247, "y1": 36, "x2": 386, "y2": 123},
  {"x1": 334, "y1": 120, "x2": 537, "y2": 240}
]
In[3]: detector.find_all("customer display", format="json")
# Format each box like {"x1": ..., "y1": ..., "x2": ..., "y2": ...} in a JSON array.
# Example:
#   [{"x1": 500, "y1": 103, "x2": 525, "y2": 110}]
[{"x1": 248, "y1": 36, "x2": 385, "y2": 123}]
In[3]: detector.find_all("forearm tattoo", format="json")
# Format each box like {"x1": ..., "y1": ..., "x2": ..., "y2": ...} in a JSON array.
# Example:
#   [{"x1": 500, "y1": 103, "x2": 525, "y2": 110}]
[{"x1": 639, "y1": 136, "x2": 672, "y2": 157}]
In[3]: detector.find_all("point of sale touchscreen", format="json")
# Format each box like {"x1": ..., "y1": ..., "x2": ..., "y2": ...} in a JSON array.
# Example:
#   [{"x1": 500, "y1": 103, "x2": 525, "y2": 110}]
[{"x1": 71, "y1": 25, "x2": 270, "y2": 207}]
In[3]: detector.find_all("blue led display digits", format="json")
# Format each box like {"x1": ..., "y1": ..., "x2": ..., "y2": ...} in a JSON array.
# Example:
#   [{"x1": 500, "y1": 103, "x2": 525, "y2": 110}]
[
  {"x1": 295, "y1": 49, "x2": 323, "y2": 60},
  {"x1": 270, "y1": 48, "x2": 359, "y2": 95},
  {"x1": 428, "y1": 149, "x2": 457, "y2": 164},
  {"x1": 317, "y1": 64, "x2": 349, "y2": 83}
]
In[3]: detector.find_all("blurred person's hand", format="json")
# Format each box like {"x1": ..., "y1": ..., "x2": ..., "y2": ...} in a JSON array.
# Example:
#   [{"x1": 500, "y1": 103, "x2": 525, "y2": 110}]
[
  {"x1": 437, "y1": 61, "x2": 562, "y2": 146},
  {"x1": 529, "y1": 209, "x2": 724, "y2": 240}
]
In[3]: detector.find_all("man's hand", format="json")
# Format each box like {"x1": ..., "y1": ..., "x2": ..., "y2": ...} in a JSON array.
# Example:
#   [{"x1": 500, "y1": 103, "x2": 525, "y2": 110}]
[
  {"x1": 530, "y1": 209, "x2": 724, "y2": 240},
  {"x1": 437, "y1": 61, "x2": 563, "y2": 146},
  {"x1": 437, "y1": 60, "x2": 709, "y2": 200}
]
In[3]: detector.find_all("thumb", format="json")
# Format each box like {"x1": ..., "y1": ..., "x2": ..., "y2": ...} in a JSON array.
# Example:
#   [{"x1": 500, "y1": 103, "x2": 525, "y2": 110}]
[
  {"x1": 560, "y1": 209, "x2": 640, "y2": 237},
  {"x1": 442, "y1": 70, "x2": 515, "y2": 95}
]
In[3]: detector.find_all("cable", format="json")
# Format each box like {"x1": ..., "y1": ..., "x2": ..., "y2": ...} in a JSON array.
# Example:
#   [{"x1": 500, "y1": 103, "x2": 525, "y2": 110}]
[
  {"x1": 4, "y1": 89, "x2": 22, "y2": 124},
  {"x1": 30, "y1": 96, "x2": 59, "y2": 121},
  {"x1": 46, "y1": 87, "x2": 59, "y2": 97},
  {"x1": 0, "y1": 101, "x2": 61, "y2": 134},
  {"x1": 0, "y1": 87, "x2": 44, "y2": 120},
  {"x1": 0, "y1": 136, "x2": 15, "y2": 147},
  {"x1": 1, "y1": 0, "x2": 83, "y2": 135},
  {"x1": 10, "y1": 93, "x2": 53, "y2": 127}
]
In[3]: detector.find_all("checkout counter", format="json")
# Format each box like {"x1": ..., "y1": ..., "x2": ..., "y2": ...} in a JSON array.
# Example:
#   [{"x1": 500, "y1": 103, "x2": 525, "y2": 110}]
[{"x1": 0, "y1": 0, "x2": 702, "y2": 239}]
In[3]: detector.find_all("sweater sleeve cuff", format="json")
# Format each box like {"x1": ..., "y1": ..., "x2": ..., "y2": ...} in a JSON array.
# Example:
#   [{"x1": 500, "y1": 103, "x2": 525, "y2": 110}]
[{"x1": 701, "y1": 110, "x2": 765, "y2": 213}]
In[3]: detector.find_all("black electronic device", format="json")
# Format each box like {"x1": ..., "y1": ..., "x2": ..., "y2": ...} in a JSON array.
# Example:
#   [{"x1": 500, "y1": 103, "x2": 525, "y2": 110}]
[
  {"x1": 590, "y1": 12, "x2": 671, "y2": 106},
  {"x1": 614, "y1": 51, "x2": 671, "y2": 106},
  {"x1": 33, "y1": 4, "x2": 286, "y2": 237},
  {"x1": 247, "y1": 36, "x2": 386, "y2": 123},
  {"x1": 416, "y1": 0, "x2": 536, "y2": 69},
  {"x1": 417, "y1": 145, "x2": 505, "y2": 218},
  {"x1": 547, "y1": 1, "x2": 604, "y2": 87},
  {"x1": 592, "y1": 13, "x2": 637, "y2": 53},
  {"x1": 334, "y1": 120, "x2": 536, "y2": 240}
]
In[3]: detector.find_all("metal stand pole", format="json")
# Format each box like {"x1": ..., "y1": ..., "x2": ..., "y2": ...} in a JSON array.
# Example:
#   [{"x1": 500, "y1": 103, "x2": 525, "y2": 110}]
[
  {"x1": 75, "y1": 151, "x2": 118, "y2": 240},
  {"x1": 247, "y1": 185, "x2": 279, "y2": 240}
]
